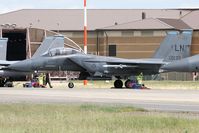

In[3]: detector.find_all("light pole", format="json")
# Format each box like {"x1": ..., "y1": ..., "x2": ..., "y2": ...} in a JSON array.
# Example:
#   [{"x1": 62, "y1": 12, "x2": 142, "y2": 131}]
[
  {"x1": 84, "y1": 0, "x2": 88, "y2": 86},
  {"x1": 84, "y1": 0, "x2": 87, "y2": 54}
]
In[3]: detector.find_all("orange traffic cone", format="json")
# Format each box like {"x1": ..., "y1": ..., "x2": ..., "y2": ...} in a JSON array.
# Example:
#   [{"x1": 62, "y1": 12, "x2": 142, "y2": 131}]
[{"x1": 84, "y1": 80, "x2": 88, "y2": 86}]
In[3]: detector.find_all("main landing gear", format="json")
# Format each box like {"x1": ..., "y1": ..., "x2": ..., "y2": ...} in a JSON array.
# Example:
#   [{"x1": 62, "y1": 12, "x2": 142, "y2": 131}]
[
  {"x1": 114, "y1": 79, "x2": 133, "y2": 88},
  {"x1": 114, "y1": 79, "x2": 123, "y2": 88}
]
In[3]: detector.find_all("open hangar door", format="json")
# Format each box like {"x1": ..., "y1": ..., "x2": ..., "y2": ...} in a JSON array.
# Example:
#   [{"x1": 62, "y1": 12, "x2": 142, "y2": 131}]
[
  {"x1": 2, "y1": 29, "x2": 27, "y2": 61},
  {"x1": 2, "y1": 29, "x2": 27, "y2": 81}
]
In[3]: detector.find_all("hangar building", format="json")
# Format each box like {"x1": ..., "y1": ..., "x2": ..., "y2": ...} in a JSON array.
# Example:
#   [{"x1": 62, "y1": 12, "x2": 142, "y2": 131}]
[{"x1": 0, "y1": 9, "x2": 199, "y2": 80}]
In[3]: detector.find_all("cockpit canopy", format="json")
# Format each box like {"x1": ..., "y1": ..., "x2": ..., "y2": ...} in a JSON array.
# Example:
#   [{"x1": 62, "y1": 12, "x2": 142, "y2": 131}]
[{"x1": 42, "y1": 47, "x2": 81, "y2": 57}]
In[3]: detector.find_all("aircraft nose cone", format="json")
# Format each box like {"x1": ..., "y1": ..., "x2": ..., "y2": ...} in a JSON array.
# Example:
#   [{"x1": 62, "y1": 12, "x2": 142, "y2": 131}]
[
  {"x1": 161, "y1": 59, "x2": 189, "y2": 72},
  {"x1": 8, "y1": 60, "x2": 32, "y2": 72}
]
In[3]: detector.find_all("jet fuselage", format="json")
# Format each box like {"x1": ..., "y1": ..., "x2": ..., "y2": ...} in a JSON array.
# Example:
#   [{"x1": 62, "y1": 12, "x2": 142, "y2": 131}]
[{"x1": 8, "y1": 53, "x2": 162, "y2": 78}]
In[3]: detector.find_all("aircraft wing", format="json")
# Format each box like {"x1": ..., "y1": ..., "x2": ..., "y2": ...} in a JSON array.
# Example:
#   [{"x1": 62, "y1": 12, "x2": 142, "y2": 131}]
[
  {"x1": 70, "y1": 54, "x2": 167, "y2": 71},
  {"x1": 104, "y1": 58, "x2": 166, "y2": 68},
  {"x1": 73, "y1": 55, "x2": 168, "y2": 76},
  {"x1": 82, "y1": 57, "x2": 166, "y2": 68}
]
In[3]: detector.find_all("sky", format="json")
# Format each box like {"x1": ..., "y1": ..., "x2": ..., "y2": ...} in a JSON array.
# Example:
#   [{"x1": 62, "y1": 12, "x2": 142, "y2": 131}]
[{"x1": 0, "y1": 0, "x2": 199, "y2": 14}]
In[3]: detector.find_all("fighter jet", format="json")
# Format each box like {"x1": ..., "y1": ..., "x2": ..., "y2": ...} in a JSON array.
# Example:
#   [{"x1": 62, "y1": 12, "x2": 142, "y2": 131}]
[
  {"x1": 161, "y1": 53, "x2": 199, "y2": 72},
  {"x1": 6, "y1": 30, "x2": 193, "y2": 88},
  {"x1": 0, "y1": 35, "x2": 64, "y2": 87}
]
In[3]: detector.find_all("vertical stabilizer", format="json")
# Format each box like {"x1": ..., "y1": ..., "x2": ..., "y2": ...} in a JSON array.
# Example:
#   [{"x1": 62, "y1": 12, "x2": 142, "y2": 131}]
[
  {"x1": 32, "y1": 35, "x2": 64, "y2": 58},
  {"x1": 0, "y1": 38, "x2": 8, "y2": 61},
  {"x1": 153, "y1": 30, "x2": 193, "y2": 62}
]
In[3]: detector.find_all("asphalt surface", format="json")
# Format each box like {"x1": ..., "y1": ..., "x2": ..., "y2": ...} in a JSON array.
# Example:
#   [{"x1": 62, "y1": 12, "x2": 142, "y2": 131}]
[{"x1": 0, "y1": 88, "x2": 199, "y2": 112}]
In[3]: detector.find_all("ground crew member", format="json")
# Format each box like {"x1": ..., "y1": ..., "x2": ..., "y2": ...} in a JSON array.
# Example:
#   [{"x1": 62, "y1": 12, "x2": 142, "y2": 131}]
[
  {"x1": 136, "y1": 72, "x2": 143, "y2": 85},
  {"x1": 45, "y1": 73, "x2": 53, "y2": 88},
  {"x1": 38, "y1": 73, "x2": 44, "y2": 86},
  {"x1": 192, "y1": 72, "x2": 198, "y2": 81}
]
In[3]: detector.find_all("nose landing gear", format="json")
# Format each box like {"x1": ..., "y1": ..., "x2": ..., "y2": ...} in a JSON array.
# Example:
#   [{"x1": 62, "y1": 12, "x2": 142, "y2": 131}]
[{"x1": 68, "y1": 82, "x2": 74, "y2": 88}]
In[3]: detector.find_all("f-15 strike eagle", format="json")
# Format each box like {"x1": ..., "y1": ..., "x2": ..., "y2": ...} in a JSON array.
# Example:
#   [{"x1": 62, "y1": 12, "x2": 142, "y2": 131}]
[{"x1": 1, "y1": 30, "x2": 193, "y2": 88}]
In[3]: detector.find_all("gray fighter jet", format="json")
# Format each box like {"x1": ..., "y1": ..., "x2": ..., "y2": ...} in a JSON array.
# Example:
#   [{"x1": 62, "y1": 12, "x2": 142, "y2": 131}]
[
  {"x1": 161, "y1": 53, "x2": 199, "y2": 72},
  {"x1": 0, "y1": 35, "x2": 64, "y2": 87},
  {"x1": 4, "y1": 30, "x2": 192, "y2": 88}
]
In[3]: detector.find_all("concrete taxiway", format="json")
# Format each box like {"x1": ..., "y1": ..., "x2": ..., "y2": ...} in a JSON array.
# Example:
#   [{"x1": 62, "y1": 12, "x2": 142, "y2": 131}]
[{"x1": 0, "y1": 88, "x2": 199, "y2": 112}]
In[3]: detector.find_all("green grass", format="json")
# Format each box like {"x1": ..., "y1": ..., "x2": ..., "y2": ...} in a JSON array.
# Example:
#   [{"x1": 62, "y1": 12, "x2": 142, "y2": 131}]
[{"x1": 0, "y1": 104, "x2": 199, "y2": 133}]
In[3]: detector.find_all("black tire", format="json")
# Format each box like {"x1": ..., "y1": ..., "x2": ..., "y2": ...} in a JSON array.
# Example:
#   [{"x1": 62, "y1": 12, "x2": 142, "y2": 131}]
[
  {"x1": 0, "y1": 79, "x2": 4, "y2": 87},
  {"x1": 68, "y1": 82, "x2": 74, "y2": 88},
  {"x1": 125, "y1": 80, "x2": 131, "y2": 88},
  {"x1": 114, "y1": 80, "x2": 123, "y2": 88},
  {"x1": 0, "y1": 83, "x2": 4, "y2": 87}
]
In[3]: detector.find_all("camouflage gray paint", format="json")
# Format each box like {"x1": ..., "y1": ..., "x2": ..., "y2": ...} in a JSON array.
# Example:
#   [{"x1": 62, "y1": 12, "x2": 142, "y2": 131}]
[{"x1": 161, "y1": 54, "x2": 199, "y2": 72}]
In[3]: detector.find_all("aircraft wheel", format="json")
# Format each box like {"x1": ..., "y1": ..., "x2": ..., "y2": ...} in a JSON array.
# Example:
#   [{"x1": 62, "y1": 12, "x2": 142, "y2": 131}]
[
  {"x1": 114, "y1": 80, "x2": 123, "y2": 88},
  {"x1": 68, "y1": 82, "x2": 74, "y2": 88},
  {"x1": 0, "y1": 82, "x2": 4, "y2": 87},
  {"x1": 125, "y1": 80, "x2": 131, "y2": 88},
  {"x1": 0, "y1": 79, "x2": 5, "y2": 87}
]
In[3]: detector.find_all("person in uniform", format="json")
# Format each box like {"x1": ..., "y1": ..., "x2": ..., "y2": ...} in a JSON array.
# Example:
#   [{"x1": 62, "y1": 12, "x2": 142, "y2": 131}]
[{"x1": 45, "y1": 73, "x2": 53, "y2": 88}]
